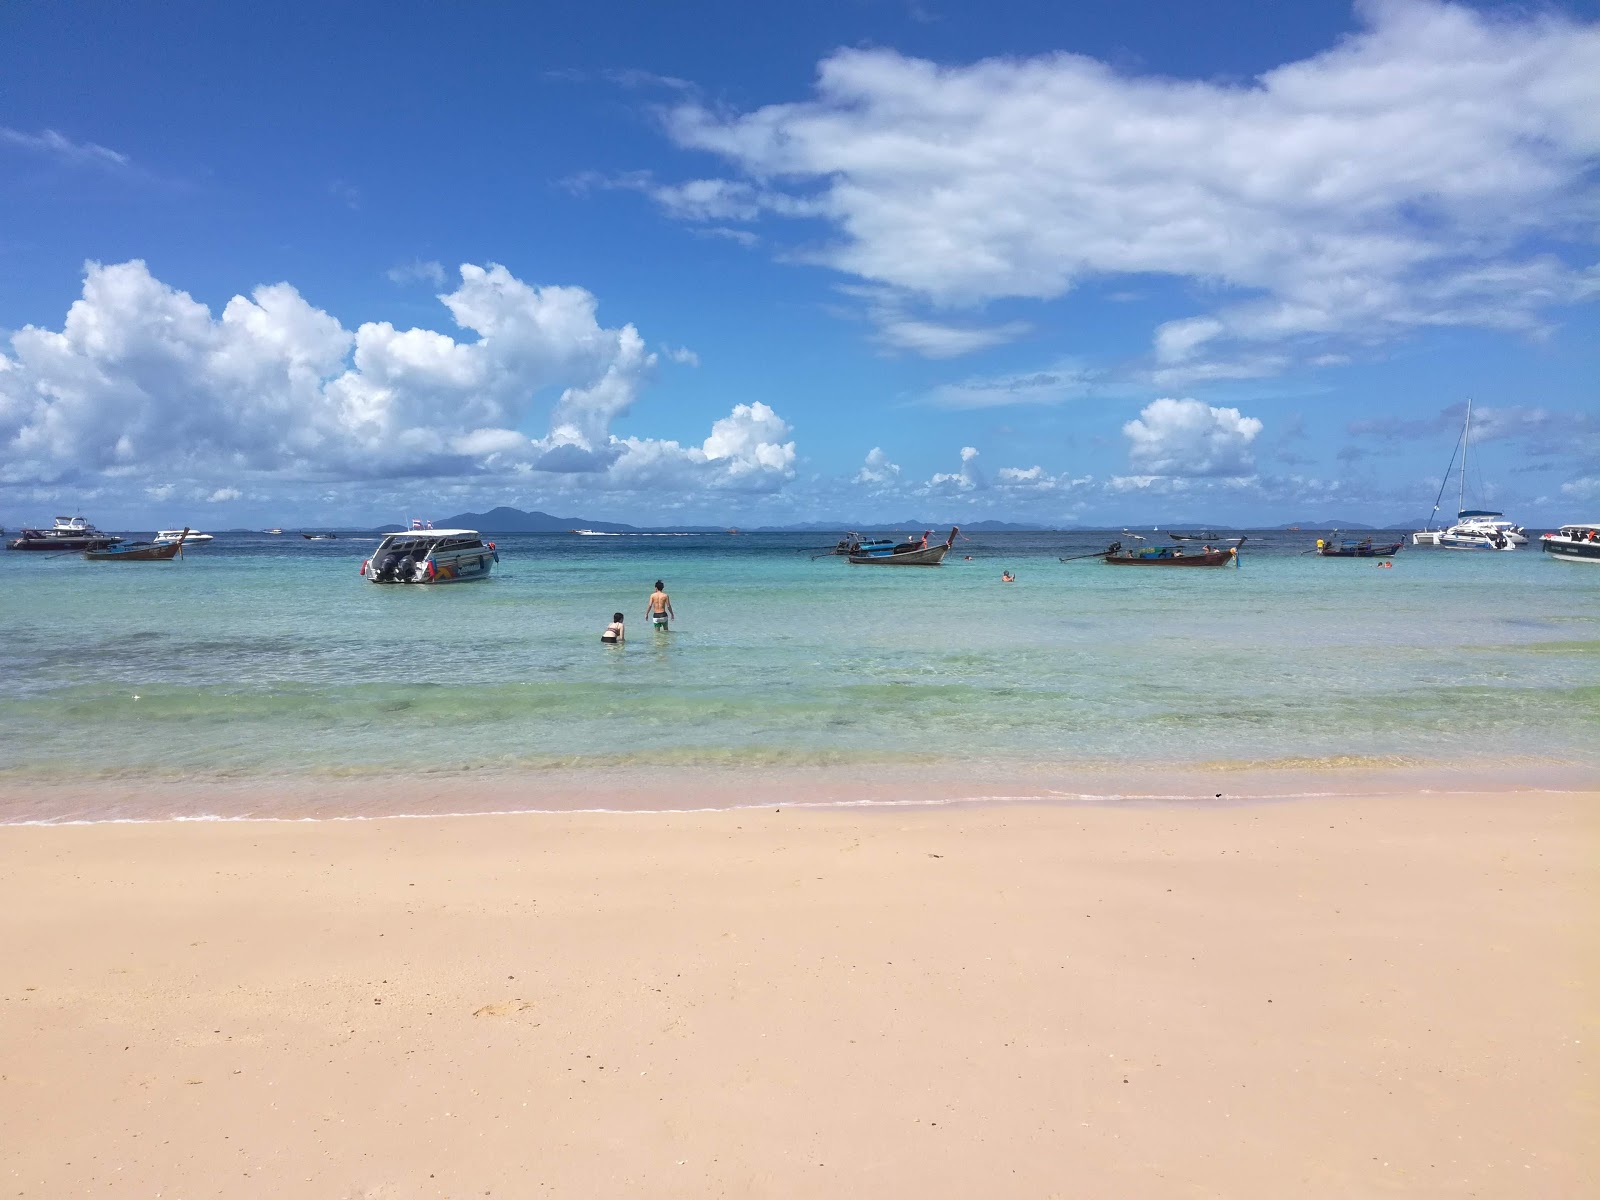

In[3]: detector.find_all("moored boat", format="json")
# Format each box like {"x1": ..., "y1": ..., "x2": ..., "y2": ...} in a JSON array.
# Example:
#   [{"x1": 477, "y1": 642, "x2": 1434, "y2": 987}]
[
  {"x1": 847, "y1": 527, "x2": 959, "y2": 566},
  {"x1": 1315, "y1": 534, "x2": 1403, "y2": 558},
  {"x1": 155, "y1": 528, "x2": 213, "y2": 544},
  {"x1": 828, "y1": 532, "x2": 897, "y2": 556},
  {"x1": 361, "y1": 529, "x2": 498, "y2": 583},
  {"x1": 85, "y1": 529, "x2": 189, "y2": 561},
  {"x1": 303, "y1": 532, "x2": 338, "y2": 540},
  {"x1": 1540, "y1": 523, "x2": 1600, "y2": 564},
  {"x1": 7, "y1": 516, "x2": 122, "y2": 552},
  {"x1": 1098, "y1": 538, "x2": 1243, "y2": 567},
  {"x1": 1414, "y1": 400, "x2": 1523, "y2": 548}
]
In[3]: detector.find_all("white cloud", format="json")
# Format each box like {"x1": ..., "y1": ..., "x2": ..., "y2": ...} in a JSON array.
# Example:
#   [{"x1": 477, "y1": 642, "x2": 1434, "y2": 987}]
[
  {"x1": 926, "y1": 445, "x2": 986, "y2": 492},
  {"x1": 661, "y1": 344, "x2": 700, "y2": 366},
  {"x1": 0, "y1": 259, "x2": 796, "y2": 500},
  {"x1": 855, "y1": 446, "x2": 901, "y2": 486},
  {"x1": 1123, "y1": 398, "x2": 1264, "y2": 476},
  {"x1": 924, "y1": 362, "x2": 1098, "y2": 409},
  {"x1": 0, "y1": 126, "x2": 130, "y2": 170},
  {"x1": 659, "y1": 1, "x2": 1600, "y2": 370},
  {"x1": 1560, "y1": 477, "x2": 1600, "y2": 500},
  {"x1": 386, "y1": 260, "x2": 447, "y2": 287},
  {"x1": 206, "y1": 487, "x2": 242, "y2": 502},
  {"x1": 874, "y1": 317, "x2": 1031, "y2": 358}
]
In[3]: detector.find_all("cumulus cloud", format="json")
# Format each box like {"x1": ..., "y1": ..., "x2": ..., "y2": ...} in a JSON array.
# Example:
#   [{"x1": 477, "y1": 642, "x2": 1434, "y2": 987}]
[
  {"x1": 0, "y1": 260, "x2": 796, "y2": 499},
  {"x1": 926, "y1": 445, "x2": 986, "y2": 492},
  {"x1": 855, "y1": 446, "x2": 901, "y2": 486},
  {"x1": 1123, "y1": 398, "x2": 1264, "y2": 476},
  {"x1": 206, "y1": 487, "x2": 242, "y2": 502},
  {"x1": 657, "y1": 1, "x2": 1600, "y2": 369},
  {"x1": 1560, "y1": 477, "x2": 1600, "y2": 500}
]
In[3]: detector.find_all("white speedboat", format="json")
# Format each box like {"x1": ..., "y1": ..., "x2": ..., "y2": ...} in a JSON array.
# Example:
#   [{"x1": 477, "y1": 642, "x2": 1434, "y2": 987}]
[
  {"x1": 360, "y1": 529, "x2": 498, "y2": 584},
  {"x1": 154, "y1": 528, "x2": 213, "y2": 544},
  {"x1": 1540, "y1": 523, "x2": 1600, "y2": 564},
  {"x1": 1438, "y1": 525, "x2": 1516, "y2": 551}
]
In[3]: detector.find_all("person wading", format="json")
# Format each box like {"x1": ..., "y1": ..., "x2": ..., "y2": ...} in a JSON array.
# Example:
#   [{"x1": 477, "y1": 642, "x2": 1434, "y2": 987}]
[{"x1": 646, "y1": 580, "x2": 675, "y2": 631}]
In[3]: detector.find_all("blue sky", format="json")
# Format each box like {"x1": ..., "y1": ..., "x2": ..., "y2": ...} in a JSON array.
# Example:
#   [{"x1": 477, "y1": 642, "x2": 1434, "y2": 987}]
[{"x1": 2, "y1": 0, "x2": 1597, "y2": 528}]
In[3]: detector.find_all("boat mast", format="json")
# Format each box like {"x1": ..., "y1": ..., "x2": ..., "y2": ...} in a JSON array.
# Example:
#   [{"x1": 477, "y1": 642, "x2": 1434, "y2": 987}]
[{"x1": 1458, "y1": 398, "x2": 1471, "y2": 518}]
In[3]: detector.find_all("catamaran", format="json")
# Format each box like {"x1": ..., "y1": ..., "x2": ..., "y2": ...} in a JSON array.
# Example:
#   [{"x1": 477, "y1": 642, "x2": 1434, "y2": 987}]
[{"x1": 1414, "y1": 400, "x2": 1523, "y2": 549}]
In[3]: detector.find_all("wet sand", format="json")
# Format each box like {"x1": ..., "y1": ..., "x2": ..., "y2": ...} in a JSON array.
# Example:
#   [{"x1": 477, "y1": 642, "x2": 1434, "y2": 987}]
[{"x1": 1, "y1": 788, "x2": 1594, "y2": 1198}]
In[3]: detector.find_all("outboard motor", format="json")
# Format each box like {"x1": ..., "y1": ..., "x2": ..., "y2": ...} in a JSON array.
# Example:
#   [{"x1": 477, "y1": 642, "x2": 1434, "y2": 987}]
[{"x1": 374, "y1": 550, "x2": 408, "y2": 581}]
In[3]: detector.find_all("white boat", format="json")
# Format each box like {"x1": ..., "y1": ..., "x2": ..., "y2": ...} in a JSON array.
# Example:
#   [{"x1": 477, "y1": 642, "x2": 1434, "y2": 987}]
[
  {"x1": 154, "y1": 528, "x2": 213, "y2": 544},
  {"x1": 360, "y1": 529, "x2": 498, "y2": 584},
  {"x1": 570, "y1": 528, "x2": 619, "y2": 536},
  {"x1": 1540, "y1": 523, "x2": 1600, "y2": 564},
  {"x1": 1414, "y1": 399, "x2": 1522, "y2": 550}
]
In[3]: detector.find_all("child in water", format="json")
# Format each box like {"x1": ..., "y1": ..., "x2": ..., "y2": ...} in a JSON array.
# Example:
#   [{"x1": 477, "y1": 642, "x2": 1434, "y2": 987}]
[{"x1": 601, "y1": 612, "x2": 625, "y2": 644}]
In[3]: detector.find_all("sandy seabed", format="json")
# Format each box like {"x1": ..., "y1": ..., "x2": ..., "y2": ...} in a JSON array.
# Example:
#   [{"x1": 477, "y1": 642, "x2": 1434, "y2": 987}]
[{"x1": 2, "y1": 784, "x2": 1595, "y2": 1199}]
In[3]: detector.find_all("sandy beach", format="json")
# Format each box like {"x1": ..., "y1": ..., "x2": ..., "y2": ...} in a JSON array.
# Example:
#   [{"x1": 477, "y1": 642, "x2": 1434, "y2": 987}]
[{"x1": 2, "y1": 787, "x2": 1594, "y2": 1198}]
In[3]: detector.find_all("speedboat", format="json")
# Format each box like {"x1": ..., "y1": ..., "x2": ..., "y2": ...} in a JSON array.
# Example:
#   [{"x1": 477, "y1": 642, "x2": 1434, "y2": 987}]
[
  {"x1": 1540, "y1": 523, "x2": 1600, "y2": 564},
  {"x1": 1438, "y1": 522, "x2": 1516, "y2": 551},
  {"x1": 361, "y1": 529, "x2": 498, "y2": 584},
  {"x1": 7, "y1": 516, "x2": 122, "y2": 552},
  {"x1": 154, "y1": 529, "x2": 213, "y2": 544}
]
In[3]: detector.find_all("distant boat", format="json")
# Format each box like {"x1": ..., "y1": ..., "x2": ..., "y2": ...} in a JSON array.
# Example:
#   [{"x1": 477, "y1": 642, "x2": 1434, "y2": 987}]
[
  {"x1": 848, "y1": 527, "x2": 959, "y2": 566},
  {"x1": 570, "y1": 529, "x2": 619, "y2": 536},
  {"x1": 302, "y1": 532, "x2": 338, "y2": 540},
  {"x1": 264, "y1": 528, "x2": 283, "y2": 535},
  {"x1": 85, "y1": 529, "x2": 190, "y2": 561},
  {"x1": 7, "y1": 516, "x2": 122, "y2": 552},
  {"x1": 155, "y1": 529, "x2": 212, "y2": 544}
]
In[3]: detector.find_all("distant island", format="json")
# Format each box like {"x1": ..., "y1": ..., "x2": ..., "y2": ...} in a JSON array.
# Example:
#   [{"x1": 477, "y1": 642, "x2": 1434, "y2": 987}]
[{"x1": 361, "y1": 506, "x2": 1418, "y2": 534}]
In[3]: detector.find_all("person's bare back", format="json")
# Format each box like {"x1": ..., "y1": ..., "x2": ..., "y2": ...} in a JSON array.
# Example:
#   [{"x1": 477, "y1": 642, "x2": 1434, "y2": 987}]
[{"x1": 646, "y1": 581, "x2": 674, "y2": 629}]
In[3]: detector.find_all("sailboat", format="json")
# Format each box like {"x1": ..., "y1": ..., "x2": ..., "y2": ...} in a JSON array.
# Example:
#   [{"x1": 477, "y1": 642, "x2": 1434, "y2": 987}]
[{"x1": 1413, "y1": 400, "x2": 1523, "y2": 550}]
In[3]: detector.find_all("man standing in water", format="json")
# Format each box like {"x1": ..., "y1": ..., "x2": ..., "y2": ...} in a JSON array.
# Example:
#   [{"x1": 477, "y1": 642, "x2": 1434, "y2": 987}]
[{"x1": 646, "y1": 580, "x2": 675, "y2": 631}]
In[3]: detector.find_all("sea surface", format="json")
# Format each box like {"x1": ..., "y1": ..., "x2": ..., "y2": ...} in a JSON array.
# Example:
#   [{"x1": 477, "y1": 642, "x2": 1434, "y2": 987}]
[{"x1": 2, "y1": 528, "x2": 1596, "y2": 818}]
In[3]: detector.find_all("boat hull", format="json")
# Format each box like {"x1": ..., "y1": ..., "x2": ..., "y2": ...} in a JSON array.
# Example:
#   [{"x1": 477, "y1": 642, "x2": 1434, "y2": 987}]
[
  {"x1": 1542, "y1": 540, "x2": 1600, "y2": 563},
  {"x1": 84, "y1": 542, "x2": 182, "y2": 561},
  {"x1": 8, "y1": 535, "x2": 122, "y2": 551},
  {"x1": 365, "y1": 546, "x2": 498, "y2": 583},
  {"x1": 1316, "y1": 542, "x2": 1403, "y2": 558},
  {"x1": 1104, "y1": 549, "x2": 1237, "y2": 567},
  {"x1": 848, "y1": 544, "x2": 950, "y2": 566}
]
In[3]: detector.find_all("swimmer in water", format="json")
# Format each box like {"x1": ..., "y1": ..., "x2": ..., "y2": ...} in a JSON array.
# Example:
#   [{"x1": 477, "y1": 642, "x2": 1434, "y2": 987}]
[
  {"x1": 1001, "y1": 570, "x2": 1015, "y2": 582},
  {"x1": 601, "y1": 612, "x2": 625, "y2": 644},
  {"x1": 646, "y1": 580, "x2": 674, "y2": 630}
]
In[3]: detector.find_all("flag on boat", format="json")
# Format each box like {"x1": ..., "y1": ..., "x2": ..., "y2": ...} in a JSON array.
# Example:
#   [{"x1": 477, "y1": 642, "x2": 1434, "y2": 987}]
[{"x1": 410, "y1": 518, "x2": 432, "y2": 530}]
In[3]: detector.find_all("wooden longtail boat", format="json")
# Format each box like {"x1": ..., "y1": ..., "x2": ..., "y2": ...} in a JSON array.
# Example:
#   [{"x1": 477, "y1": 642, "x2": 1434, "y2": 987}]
[
  {"x1": 1098, "y1": 537, "x2": 1243, "y2": 567},
  {"x1": 848, "y1": 527, "x2": 959, "y2": 566},
  {"x1": 84, "y1": 529, "x2": 189, "y2": 561},
  {"x1": 1314, "y1": 535, "x2": 1403, "y2": 558}
]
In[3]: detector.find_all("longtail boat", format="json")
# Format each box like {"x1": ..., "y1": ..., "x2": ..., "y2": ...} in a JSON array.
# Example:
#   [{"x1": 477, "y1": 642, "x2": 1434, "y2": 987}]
[
  {"x1": 1314, "y1": 534, "x2": 1403, "y2": 558},
  {"x1": 84, "y1": 529, "x2": 189, "y2": 561},
  {"x1": 1097, "y1": 537, "x2": 1243, "y2": 567},
  {"x1": 848, "y1": 527, "x2": 959, "y2": 566}
]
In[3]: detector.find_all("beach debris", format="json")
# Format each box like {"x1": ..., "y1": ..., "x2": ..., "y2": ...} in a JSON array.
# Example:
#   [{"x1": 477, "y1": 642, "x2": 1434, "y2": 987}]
[{"x1": 473, "y1": 1000, "x2": 534, "y2": 1017}]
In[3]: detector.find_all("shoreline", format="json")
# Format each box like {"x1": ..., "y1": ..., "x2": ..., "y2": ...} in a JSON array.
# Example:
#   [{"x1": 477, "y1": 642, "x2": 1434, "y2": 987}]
[
  {"x1": 2, "y1": 787, "x2": 1594, "y2": 1197},
  {"x1": 2, "y1": 758, "x2": 1595, "y2": 825}
]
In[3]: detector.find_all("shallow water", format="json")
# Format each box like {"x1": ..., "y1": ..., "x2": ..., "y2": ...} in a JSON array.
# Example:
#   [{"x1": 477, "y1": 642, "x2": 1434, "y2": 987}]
[{"x1": 2, "y1": 530, "x2": 1596, "y2": 808}]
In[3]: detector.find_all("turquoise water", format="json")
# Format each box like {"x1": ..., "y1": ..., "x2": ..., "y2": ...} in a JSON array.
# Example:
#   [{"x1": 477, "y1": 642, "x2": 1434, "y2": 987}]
[{"x1": 2, "y1": 531, "x2": 1597, "y2": 798}]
